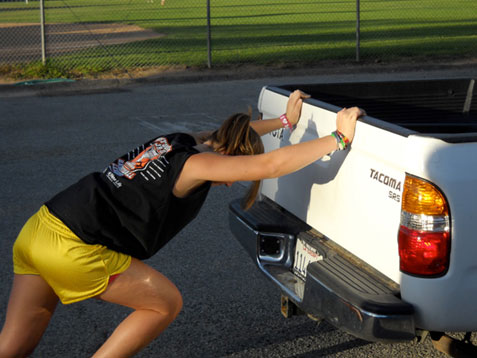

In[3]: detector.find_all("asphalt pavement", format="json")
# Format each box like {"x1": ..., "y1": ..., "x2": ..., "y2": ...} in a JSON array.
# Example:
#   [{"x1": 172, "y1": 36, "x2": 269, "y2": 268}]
[{"x1": 1, "y1": 64, "x2": 476, "y2": 357}]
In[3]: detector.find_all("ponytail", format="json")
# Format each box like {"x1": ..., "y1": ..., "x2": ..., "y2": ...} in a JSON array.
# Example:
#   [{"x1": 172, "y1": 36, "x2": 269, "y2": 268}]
[{"x1": 209, "y1": 109, "x2": 264, "y2": 210}]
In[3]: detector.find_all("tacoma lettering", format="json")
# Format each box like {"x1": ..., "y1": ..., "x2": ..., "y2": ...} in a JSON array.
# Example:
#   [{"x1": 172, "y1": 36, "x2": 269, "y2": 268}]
[{"x1": 370, "y1": 168, "x2": 401, "y2": 191}]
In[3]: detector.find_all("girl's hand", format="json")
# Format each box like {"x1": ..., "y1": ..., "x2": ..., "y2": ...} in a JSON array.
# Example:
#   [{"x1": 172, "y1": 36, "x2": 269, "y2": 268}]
[
  {"x1": 336, "y1": 107, "x2": 366, "y2": 143},
  {"x1": 286, "y1": 90, "x2": 310, "y2": 126}
]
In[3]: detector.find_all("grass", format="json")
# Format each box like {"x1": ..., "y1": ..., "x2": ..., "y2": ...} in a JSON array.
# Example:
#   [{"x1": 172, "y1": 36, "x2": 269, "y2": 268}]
[{"x1": 0, "y1": 0, "x2": 476, "y2": 78}]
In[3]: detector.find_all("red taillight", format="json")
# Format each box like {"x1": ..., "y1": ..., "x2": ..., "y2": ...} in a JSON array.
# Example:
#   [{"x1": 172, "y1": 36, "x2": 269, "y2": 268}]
[
  {"x1": 399, "y1": 175, "x2": 450, "y2": 277},
  {"x1": 398, "y1": 225, "x2": 450, "y2": 276}
]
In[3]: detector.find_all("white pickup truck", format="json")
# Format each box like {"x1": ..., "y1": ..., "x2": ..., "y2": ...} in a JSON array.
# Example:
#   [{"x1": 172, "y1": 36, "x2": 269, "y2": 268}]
[{"x1": 229, "y1": 78, "x2": 477, "y2": 357}]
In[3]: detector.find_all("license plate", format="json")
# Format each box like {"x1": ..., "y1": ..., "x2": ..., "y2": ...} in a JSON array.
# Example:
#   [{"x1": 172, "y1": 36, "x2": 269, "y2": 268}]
[{"x1": 293, "y1": 238, "x2": 324, "y2": 280}]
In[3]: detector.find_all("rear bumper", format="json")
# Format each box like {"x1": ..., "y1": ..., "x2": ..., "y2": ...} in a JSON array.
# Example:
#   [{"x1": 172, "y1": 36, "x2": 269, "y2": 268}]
[{"x1": 229, "y1": 197, "x2": 415, "y2": 342}]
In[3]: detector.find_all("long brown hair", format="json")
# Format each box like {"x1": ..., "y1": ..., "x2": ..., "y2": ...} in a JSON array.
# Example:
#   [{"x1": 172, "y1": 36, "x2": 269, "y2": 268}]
[{"x1": 208, "y1": 110, "x2": 264, "y2": 210}]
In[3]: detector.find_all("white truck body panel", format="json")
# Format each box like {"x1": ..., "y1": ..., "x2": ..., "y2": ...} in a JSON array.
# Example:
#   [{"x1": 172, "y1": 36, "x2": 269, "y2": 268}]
[{"x1": 257, "y1": 86, "x2": 477, "y2": 331}]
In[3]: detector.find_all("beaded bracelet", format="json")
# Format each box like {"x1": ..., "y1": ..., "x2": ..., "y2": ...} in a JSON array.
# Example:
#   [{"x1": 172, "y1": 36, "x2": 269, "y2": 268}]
[
  {"x1": 280, "y1": 114, "x2": 293, "y2": 132},
  {"x1": 331, "y1": 130, "x2": 350, "y2": 150}
]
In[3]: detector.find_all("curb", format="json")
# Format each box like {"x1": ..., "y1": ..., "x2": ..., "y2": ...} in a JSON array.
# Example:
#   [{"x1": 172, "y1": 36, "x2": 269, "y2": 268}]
[{"x1": 1, "y1": 60, "x2": 476, "y2": 98}]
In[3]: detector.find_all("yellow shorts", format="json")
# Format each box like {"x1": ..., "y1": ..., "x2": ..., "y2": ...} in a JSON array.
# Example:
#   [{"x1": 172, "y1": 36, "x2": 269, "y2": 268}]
[{"x1": 13, "y1": 205, "x2": 131, "y2": 304}]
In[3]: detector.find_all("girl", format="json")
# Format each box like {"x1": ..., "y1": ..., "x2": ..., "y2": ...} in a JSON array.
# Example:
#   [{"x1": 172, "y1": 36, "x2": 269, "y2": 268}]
[{"x1": 0, "y1": 90, "x2": 365, "y2": 357}]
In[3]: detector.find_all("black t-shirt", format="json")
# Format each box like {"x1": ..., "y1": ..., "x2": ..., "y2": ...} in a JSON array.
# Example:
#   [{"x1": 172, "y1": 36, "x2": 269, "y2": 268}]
[{"x1": 46, "y1": 133, "x2": 211, "y2": 260}]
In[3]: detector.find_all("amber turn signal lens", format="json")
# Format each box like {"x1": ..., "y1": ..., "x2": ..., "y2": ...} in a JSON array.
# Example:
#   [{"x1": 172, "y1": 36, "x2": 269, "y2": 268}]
[{"x1": 402, "y1": 176, "x2": 448, "y2": 216}]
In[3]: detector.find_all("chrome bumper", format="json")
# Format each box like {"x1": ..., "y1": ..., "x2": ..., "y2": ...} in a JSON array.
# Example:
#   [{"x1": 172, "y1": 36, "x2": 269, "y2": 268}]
[{"x1": 229, "y1": 198, "x2": 415, "y2": 342}]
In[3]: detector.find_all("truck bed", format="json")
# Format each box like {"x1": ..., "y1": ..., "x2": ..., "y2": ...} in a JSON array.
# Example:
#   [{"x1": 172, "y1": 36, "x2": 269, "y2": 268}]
[{"x1": 275, "y1": 79, "x2": 476, "y2": 142}]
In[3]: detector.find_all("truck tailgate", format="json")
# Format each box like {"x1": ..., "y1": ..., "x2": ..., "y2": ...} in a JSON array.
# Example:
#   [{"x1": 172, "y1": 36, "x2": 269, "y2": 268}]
[{"x1": 258, "y1": 87, "x2": 408, "y2": 283}]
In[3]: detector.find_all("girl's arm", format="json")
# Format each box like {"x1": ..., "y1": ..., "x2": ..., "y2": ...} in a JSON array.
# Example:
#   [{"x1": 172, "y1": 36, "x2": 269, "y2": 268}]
[
  {"x1": 249, "y1": 117, "x2": 283, "y2": 136},
  {"x1": 186, "y1": 134, "x2": 337, "y2": 183},
  {"x1": 250, "y1": 90, "x2": 310, "y2": 136},
  {"x1": 182, "y1": 107, "x2": 365, "y2": 186},
  {"x1": 191, "y1": 90, "x2": 309, "y2": 141}
]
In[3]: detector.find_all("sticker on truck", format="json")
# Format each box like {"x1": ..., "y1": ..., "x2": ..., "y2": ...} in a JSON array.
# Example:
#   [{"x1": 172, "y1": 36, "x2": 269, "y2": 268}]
[
  {"x1": 369, "y1": 168, "x2": 402, "y2": 203},
  {"x1": 293, "y1": 238, "x2": 324, "y2": 280}
]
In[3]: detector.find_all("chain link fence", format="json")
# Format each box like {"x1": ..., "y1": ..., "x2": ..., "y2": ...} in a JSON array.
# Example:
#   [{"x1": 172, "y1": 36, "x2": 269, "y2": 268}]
[{"x1": 0, "y1": 0, "x2": 476, "y2": 76}]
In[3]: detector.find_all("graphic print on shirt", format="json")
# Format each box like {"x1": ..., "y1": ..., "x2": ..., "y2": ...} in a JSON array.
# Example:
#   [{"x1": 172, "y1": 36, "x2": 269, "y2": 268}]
[{"x1": 109, "y1": 137, "x2": 173, "y2": 181}]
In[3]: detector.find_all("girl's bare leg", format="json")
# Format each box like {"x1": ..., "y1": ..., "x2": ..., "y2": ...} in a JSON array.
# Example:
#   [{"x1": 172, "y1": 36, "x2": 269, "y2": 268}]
[
  {"x1": 0, "y1": 274, "x2": 59, "y2": 358},
  {"x1": 93, "y1": 258, "x2": 183, "y2": 358}
]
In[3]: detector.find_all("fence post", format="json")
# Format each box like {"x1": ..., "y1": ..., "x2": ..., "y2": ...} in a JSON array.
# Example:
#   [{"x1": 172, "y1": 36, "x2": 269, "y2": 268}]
[
  {"x1": 356, "y1": 0, "x2": 360, "y2": 62},
  {"x1": 206, "y1": 0, "x2": 212, "y2": 68},
  {"x1": 40, "y1": 0, "x2": 46, "y2": 64}
]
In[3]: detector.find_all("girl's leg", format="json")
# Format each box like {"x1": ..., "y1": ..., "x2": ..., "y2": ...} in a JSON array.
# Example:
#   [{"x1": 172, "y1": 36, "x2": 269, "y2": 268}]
[
  {"x1": 0, "y1": 274, "x2": 59, "y2": 358},
  {"x1": 93, "y1": 258, "x2": 183, "y2": 358}
]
